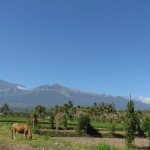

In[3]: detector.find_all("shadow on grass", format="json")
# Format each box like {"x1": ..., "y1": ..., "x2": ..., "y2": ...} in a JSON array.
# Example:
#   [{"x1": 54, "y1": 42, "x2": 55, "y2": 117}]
[
  {"x1": 112, "y1": 133, "x2": 124, "y2": 138},
  {"x1": 87, "y1": 125, "x2": 103, "y2": 137},
  {"x1": 137, "y1": 146, "x2": 150, "y2": 150}
]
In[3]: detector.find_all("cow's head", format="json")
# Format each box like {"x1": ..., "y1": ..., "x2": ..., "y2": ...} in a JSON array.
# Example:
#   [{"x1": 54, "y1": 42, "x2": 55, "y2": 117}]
[{"x1": 27, "y1": 131, "x2": 32, "y2": 140}]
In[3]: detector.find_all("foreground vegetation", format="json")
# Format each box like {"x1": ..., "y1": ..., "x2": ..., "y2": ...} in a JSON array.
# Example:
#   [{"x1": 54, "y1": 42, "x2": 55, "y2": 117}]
[{"x1": 0, "y1": 100, "x2": 150, "y2": 149}]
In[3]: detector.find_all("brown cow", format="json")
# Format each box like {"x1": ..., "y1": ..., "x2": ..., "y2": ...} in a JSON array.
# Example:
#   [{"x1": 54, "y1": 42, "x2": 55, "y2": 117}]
[{"x1": 12, "y1": 123, "x2": 32, "y2": 140}]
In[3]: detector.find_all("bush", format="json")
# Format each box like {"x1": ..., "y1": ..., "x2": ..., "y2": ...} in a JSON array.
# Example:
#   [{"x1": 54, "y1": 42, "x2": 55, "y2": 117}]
[
  {"x1": 77, "y1": 115, "x2": 101, "y2": 137},
  {"x1": 77, "y1": 115, "x2": 90, "y2": 134}
]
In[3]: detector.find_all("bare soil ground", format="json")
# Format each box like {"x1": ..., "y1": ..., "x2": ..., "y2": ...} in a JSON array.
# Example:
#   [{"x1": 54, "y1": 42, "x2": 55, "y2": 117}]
[
  {"x1": 54, "y1": 137, "x2": 150, "y2": 149},
  {"x1": 0, "y1": 137, "x2": 149, "y2": 150},
  {"x1": 0, "y1": 144, "x2": 38, "y2": 150},
  {"x1": 0, "y1": 132, "x2": 149, "y2": 150}
]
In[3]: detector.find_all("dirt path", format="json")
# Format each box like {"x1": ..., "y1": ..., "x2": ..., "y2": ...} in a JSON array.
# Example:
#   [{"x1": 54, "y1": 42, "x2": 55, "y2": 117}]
[
  {"x1": 0, "y1": 144, "x2": 38, "y2": 150},
  {"x1": 54, "y1": 137, "x2": 150, "y2": 149},
  {"x1": 0, "y1": 137, "x2": 149, "y2": 150}
]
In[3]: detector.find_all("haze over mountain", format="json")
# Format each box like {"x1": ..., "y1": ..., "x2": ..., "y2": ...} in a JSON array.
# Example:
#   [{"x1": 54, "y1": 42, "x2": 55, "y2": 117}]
[{"x1": 0, "y1": 79, "x2": 149, "y2": 110}]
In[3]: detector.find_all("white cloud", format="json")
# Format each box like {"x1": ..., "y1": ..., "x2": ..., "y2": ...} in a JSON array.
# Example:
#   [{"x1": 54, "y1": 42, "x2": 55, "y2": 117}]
[{"x1": 137, "y1": 96, "x2": 150, "y2": 104}]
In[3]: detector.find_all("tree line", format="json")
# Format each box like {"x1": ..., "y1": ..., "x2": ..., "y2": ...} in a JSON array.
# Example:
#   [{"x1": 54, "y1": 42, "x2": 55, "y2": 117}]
[{"x1": 0, "y1": 100, "x2": 150, "y2": 148}]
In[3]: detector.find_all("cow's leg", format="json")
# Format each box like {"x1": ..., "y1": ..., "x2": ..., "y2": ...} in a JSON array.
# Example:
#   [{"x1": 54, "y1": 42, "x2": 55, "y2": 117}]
[
  {"x1": 14, "y1": 130, "x2": 16, "y2": 139},
  {"x1": 12, "y1": 129, "x2": 16, "y2": 139},
  {"x1": 11, "y1": 129, "x2": 13, "y2": 139},
  {"x1": 24, "y1": 131, "x2": 27, "y2": 139}
]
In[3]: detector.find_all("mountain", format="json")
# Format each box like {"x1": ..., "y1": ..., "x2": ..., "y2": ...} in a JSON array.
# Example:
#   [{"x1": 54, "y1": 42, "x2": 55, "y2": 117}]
[
  {"x1": 0, "y1": 79, "x2": 27, "y2": 97},
  {"x1": 0, "y1": 79, "x2": 26, "y2": 90},
  {"x1": 0, "y1": 79, "x2": 150, "y2": 110}
]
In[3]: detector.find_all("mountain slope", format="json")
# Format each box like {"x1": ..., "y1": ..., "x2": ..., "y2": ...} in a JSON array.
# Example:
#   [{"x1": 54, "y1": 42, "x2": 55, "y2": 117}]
[
  {"x1": 0, "y1": 79, "x2": 150, "y2": 110},
  {"x1": 0, "y1": 79, "x2": 25, "y2": 90},
  {"x1": 0, "y1": 79, "x2": 27, "y2": 96}
]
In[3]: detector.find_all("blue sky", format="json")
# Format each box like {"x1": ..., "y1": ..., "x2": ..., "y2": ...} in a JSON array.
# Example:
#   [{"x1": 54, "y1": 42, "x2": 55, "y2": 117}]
[{"x1": 0, "y1": 0, "x2": 150, "y2": 102}]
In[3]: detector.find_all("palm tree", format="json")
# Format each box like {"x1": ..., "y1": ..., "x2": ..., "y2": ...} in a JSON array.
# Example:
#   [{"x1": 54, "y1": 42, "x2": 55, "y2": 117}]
[
  {"x1": 1, "y1": 103, "x2": 10, "y2": 115},
  {"x1": 54, "y1": 105, "x2": 63, "y2": 130},
  {"x1": 108, "y1": 103, "x2": 116, "y2": 117},
  {"x1": 68, "y1": 100, "x2": 73, "y2": 108},
  {"x1": 35, "y1": 105, "x2": 46, "y2": 118},
  {"x1": 30, "y1": 111, "x2": 38, "y2": 127}
]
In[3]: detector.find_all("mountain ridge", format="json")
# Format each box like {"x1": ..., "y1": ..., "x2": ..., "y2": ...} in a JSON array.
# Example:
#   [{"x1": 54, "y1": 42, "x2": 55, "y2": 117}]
[
  {"x1": 0, "y1": 79, "x2": 26, "y2": 90},
  {"x1": 0, "y1": 79, "x2": 149, "y2": 110}
]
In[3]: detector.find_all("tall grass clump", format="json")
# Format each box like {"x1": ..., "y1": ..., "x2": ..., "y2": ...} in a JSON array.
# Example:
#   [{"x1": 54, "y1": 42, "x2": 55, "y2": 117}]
[
  {"x1": 97, "y1": 143, "x2": 120, "y2": 150},
  {"x1": 97, "y1": 143, "x2": 137, "y2": 150}
]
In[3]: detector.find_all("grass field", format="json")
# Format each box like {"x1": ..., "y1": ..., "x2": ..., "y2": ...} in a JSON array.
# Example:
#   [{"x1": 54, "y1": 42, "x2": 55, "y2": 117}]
[
  {"x1": 0, "y1": 117, "x2": 149, "y2": 150},
  {"x1": 0, "y1": 121, "x2": 97, "y2": 150}
]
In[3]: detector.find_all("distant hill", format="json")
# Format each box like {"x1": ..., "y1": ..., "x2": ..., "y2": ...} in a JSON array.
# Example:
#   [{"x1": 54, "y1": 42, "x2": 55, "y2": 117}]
[{"x1": 0, "y1": 79, "x2": 149, "y2": 110}]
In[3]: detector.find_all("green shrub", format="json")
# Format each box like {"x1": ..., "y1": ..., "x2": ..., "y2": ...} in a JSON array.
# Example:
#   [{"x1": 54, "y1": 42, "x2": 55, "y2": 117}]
[
  {"x1": 77, "y1": 115, "x2": 90, "y2": 134},
  {"x1": 76, "y1": 115, "x2": 101, "y2": 136}
]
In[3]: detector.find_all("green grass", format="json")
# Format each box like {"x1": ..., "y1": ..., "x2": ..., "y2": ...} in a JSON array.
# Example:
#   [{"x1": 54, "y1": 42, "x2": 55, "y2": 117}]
[
  {"x1": 30, "y1": 135, "x2": 97, "y2": 150},
  {"x1": 91, "y1": 122, "x2": 124, "y2": 131},
  {"x1": 0, "y1": 116, "x2": 27, "y2": 123},
  {"x1": 0, "y1": 122, "x2": 96, "y2": 150},
  {"x1": 97, "y1": 143, "x2": 138, "y2": 150},
  {"x1": 0, "y1": 116, "x2": 124, "y2": 131},
  {"x1": 0, "y1": 119, "x2": 148, "y2": 150}
]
